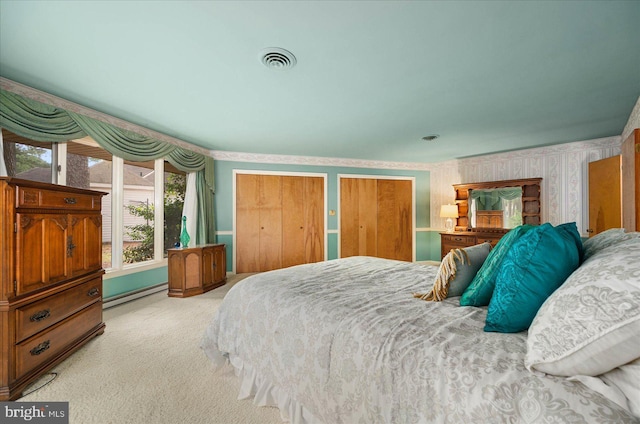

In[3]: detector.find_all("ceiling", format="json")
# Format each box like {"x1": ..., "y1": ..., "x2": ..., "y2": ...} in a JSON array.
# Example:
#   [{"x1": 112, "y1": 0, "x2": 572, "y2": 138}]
[{"x1": 1, "y1": 1, "x2": 639, "y2": 164}]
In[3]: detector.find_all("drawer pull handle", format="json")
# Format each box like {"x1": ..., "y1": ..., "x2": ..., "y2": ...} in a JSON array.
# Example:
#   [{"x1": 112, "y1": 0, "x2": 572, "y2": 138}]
[
  {"x1": 87, "y1": 288, "x2": 100, "y2": 297},
  {"x1": 30, "y1": 340, "x2": 50, "y2": 356},
  {"x1": 454, "y1": 237, "x2": 463, "y2": 241},
  {"x1": 30, "y1": 309, "x2": 51, "y2": 322},
  {"x1": 64, "y1": 197, "x2": 77, "y2": 204}
]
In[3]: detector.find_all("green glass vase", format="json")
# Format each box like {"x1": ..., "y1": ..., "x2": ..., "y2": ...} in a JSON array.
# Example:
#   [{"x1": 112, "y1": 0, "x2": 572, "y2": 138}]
[{"x1": 180, "y1": 216, "x2": 190, "y2": 248}]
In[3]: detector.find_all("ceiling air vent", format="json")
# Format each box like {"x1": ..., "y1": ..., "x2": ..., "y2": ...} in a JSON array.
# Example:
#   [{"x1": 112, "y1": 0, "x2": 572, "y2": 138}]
[{"x1": 260, "y1": 47, "x2": 297, "y2": 70}]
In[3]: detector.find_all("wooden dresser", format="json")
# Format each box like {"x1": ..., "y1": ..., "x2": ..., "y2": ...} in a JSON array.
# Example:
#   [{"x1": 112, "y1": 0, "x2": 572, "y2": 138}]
[
  {"x1": 1, "y1": 177, "x2": 106, "y2": 400},
  {"x1": 440, "y1": 231, "x2": 504, "y2": 259},
  {"x1": 167, "y1": 244, "x2": 226, "y2": 297}
]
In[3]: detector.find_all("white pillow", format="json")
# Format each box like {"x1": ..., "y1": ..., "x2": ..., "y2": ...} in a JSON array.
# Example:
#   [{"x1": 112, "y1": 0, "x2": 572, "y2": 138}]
[
  {"x1": 581, "y1": 228, "x2": 640, "y2": 261},
  {"x1": 525, "y1": 237, "x2": 640, "y2": 376},
  {"x1": 601, "y1": 358, "x2": 640, "y2": 418}
]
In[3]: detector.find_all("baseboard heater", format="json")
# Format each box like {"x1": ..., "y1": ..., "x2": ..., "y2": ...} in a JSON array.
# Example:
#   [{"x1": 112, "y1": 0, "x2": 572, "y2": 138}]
[{"x1": 103, "y1": 283, "x2": 168, "y2": 309}]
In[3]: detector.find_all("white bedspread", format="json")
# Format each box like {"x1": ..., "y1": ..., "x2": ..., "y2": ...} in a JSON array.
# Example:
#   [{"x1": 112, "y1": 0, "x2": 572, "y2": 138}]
[{"x1": 201, "y1": 256, "x2": 636, "y2": 423}]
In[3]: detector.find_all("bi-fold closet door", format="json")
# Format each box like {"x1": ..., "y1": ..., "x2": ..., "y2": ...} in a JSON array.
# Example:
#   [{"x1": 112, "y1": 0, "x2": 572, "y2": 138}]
[
  {"x1": 235, "y1": 172, "x2": 325, "y2": 273},
  {"x1": 339, "y1": 176, "x2": 413, "y2": 262}
]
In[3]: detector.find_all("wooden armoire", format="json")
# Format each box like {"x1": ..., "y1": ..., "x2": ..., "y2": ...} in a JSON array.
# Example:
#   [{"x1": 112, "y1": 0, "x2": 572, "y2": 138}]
[
  {"x1": 339, "y1": 177, "x2": 413, "y2": 261},
  {"x1": 235, "y1": 173, "x2": 324, "y2": 273},
  {"x1": 1, "y1": 178, "x2": 106, "y2": 400}
]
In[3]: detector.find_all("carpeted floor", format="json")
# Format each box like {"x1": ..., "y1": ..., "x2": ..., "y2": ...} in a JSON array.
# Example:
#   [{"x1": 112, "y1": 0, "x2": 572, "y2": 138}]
[{"x1": 18, "y1": 274, "x2": 283, "y2": 424}]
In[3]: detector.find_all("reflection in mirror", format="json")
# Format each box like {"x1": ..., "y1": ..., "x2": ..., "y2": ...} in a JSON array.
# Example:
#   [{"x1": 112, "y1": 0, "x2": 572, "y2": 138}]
[{"x1": 469, "y1": 187, "x2": 522, "y2": 229}]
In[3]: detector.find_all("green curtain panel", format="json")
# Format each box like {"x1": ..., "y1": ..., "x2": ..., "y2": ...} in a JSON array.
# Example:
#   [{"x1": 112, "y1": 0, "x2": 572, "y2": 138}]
[{"x1": 1, "y1": 88, "x2": 216, "y2": 245}]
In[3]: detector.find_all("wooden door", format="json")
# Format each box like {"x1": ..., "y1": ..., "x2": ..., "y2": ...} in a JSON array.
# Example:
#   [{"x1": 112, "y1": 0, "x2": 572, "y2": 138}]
[
  {"x1": 282, "y1": 176, "x2": 305, "y2": 268},
  {"x1": 303, "y1": 177, "x2": 324, "y2": 264},
  {"x1": 236, "y1": 174, "x2": 323, "y2": 273},
  {"x1": 340, "y1": 178, "x2": 378, "y2": 257},
  {"x1": 588, "y1": 155, "x2": 621, "y2": 236},
  {"x1": 15, "y1": 213, "x2": 69, "y2": 295},
  {"x1": 258, "y1": 175, "x2": 282, "y2": 271},
  {"x1": 340, "y1": 177, "x2": 412, "y2": 261},
  {"x1": 236, "y1": 174, "x2": 261, "y2": 272},
  {"x1": 621, "y1": 129, "x2": 640, "y2": 232},
  {"x1": 377, "y1": 179, "x2": 412, "y2": 261},
  {"x1": 69, "y1": 214, "x2": 102, "y2": 277}
]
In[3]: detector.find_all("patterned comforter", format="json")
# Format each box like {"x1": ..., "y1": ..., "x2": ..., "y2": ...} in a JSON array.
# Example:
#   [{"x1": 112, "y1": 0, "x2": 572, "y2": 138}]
[{"x1": 201, "y1": 256, "x2": 636, "y2": 423}]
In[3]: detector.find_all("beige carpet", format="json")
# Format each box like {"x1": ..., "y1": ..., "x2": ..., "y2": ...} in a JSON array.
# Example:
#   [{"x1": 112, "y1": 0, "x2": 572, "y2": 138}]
[{"x1": 19, "y1": 274, "x2": 283, "y2": 424}]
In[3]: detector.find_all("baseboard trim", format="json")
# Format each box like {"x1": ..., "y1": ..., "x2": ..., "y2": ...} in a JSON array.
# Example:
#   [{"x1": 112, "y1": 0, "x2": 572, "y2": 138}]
[{"x1": 103, "y1": 283, "x2": 168, "y2": 309}]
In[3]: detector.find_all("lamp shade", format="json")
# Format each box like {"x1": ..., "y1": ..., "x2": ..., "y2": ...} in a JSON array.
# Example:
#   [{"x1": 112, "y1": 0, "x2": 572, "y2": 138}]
[{"x1": 440, "y1": 204, "x2": 459, "y2": 218}]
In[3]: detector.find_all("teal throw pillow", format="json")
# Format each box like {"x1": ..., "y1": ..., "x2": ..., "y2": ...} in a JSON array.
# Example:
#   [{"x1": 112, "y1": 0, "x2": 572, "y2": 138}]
[
  {"x1": 484, "y1": 222, "x2": 581, "y2": 333},
  {"x1": 459, "y1": 225, "x2": 534, "y2": 306},
  {"x1": 556, "y1": 222, "x2": 584, "y2": 263}
]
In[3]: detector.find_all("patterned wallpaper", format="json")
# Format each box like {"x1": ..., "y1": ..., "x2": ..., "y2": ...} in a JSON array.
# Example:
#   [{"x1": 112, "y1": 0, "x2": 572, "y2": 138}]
[
  {"x1": 429, "y1": 136, "x2": 622, "y2": 236},
  {"x1": 622, "y1": 96, "x2": 640, "y2": 142}
]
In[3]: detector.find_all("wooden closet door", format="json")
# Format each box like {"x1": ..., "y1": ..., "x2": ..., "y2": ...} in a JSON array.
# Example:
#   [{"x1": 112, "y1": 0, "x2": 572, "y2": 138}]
[
  {"x1": 258, "y1": 175, "x2": 282, "y2": 271},
  {"x1": 377, "y1": 179, "x2": 412, "y2": 261},
  {"x1": 340, "y1": 178, "x2": 377, "y2": 257},
  {"x1": 304, "y1": 177, "x2": 324, "y2": 264},
  {"x1": 282, "y1": 176, "x2": 305, "y2": 268},
  {"x1": 236, "y1": 174, "x2": 261, "y2": 272}
]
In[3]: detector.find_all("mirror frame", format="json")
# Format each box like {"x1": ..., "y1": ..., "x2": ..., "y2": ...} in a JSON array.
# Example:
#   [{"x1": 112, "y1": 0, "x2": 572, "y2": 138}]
[{"x1": 452, "y1": 178, "x2": 542, "y2": 233}]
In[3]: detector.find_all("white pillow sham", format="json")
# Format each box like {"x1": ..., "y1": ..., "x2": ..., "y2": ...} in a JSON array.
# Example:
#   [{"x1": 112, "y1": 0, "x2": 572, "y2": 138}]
[{"x1": 525, "y1": 237, "x2": 640, "y2": 376}]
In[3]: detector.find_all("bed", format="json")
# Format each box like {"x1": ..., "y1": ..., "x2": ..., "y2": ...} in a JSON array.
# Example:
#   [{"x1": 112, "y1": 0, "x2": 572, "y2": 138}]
[{"x1": 201, "y1": 228, "x2": 640, "y2": 423}]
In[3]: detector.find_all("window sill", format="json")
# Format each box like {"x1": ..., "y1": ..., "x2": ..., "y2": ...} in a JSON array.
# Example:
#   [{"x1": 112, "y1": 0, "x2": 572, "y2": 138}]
[{"x1": 104, "y1": 258, "x2": 168, "y2": 279}]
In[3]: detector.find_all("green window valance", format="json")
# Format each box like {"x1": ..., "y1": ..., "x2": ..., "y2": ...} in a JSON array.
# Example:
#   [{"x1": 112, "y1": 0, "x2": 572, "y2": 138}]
[
  {"x1": 1, "y1": 88, "x2": 216, "y2": 244},
  {"x1": 0, "y1": 89, "x2": 211, "y2": 174}
]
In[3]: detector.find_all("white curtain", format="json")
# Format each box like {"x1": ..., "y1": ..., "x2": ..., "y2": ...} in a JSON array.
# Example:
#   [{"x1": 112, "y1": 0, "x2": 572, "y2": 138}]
[
  {"x1": 181, "y1": 172, "x2": 198, "y2": 248},
  {"x1": 0, "y1": 129, "x2": 6, "y2": 177}
]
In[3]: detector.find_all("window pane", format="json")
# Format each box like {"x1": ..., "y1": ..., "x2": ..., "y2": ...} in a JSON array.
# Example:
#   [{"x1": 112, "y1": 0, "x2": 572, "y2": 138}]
[
  {"x1": 2, "y1": 129, "x2": 52, "y2": 182},
  {"x1": 123, "y1": 164, "x2": 155, "y2": 264},
  {"x1": 66, "y1": 138, "x2": 113, "y2": 269},
  {"x1": 164, "y1": 170, "x2": 186, "y2": 255}
]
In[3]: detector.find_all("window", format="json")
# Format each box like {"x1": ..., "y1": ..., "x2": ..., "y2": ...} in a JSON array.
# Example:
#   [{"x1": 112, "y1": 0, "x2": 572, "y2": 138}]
[
  {"x1": 65, "y1": 138, "x2": 113, "y2": 269},
  {"x1": 164, "y1": 167, "x2": 186, "y2": 256},
  {"x1": 2, "y1": 129, "x2": 53, "y2": 183},
  {"x1": 1, "y1": 130, "x2": 185, "y2": 274}
]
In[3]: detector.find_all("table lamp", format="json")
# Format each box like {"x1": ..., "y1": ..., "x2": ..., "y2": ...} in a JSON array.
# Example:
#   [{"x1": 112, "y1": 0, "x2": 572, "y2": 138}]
[{"x1": 440, "y1": 204, "x2": 459, "y2": 233}]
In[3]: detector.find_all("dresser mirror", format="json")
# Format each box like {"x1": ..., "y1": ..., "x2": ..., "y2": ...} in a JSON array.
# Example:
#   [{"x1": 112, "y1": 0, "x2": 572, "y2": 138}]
[{"x1": 452, "y1": 178, "x2": 542, "y2": 233}]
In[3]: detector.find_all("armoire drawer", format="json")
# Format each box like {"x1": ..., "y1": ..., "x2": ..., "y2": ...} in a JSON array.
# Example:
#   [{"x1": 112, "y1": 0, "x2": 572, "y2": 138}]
[
  {"x1": 15, "y1": 301, "x2": 103, "y2": 379},
  {"x1": 15, "y1": 277, "x2": 102, "y2": 343},
  {"x1": 17, "y1": 186, "x2": 100, "y2": 211}
]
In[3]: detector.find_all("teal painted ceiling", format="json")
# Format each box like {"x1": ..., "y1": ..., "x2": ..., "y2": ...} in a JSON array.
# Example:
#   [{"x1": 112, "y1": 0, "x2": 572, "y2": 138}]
[{"x1": 1, "y1": 1, "x2": 639, "y2": 163}]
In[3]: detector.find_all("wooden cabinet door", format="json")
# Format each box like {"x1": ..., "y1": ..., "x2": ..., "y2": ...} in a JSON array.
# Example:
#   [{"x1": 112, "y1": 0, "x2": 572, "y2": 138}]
[
  {"x1": 69, "y1": 214, "x2": 102, "y2": 277},
  {"x1": 201, "y1": 246, "x2": 215, "y2": 287},
  {"x1": 213, "y1": 245, "x2": 226, "y2": 283},
  {"x1": 16, "y1": 213, "x2": 69, "y2": 296},
  {"x1": 588, "y1": 156, "x2": 621, "y2": 236}
]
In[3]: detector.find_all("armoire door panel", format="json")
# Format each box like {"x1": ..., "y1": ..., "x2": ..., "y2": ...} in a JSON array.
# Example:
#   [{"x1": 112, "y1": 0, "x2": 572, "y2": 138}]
[
  {"x1": 282, "y1": 176, "x2": 305, "y2": 268},
  {"x1": 236, "y1": 174, "x2": 261, "y2": 273},
  {"x1": 259, "y1": 175, "x2": 282, "y2": 271},
  {"x1": 304, "y1": 177, "x2": 324, "y2": 263},
  {"x1": 16, "y1": 213, "x2": 69, "y2": 296}
]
